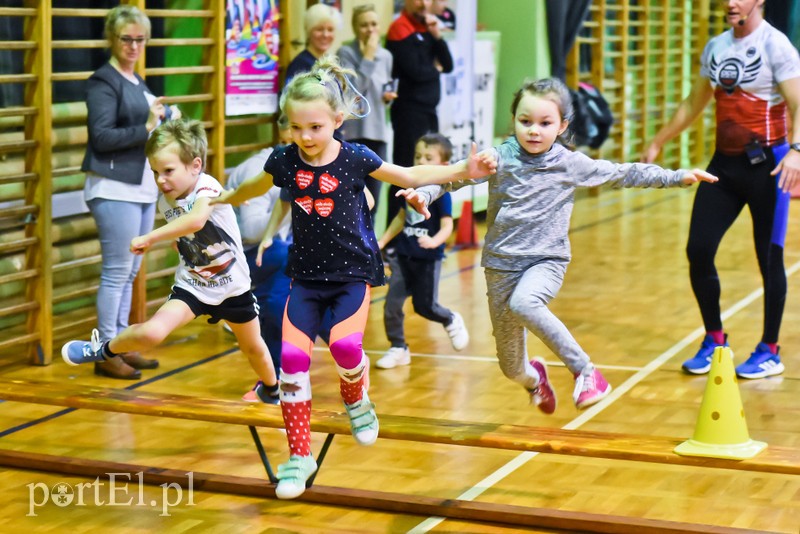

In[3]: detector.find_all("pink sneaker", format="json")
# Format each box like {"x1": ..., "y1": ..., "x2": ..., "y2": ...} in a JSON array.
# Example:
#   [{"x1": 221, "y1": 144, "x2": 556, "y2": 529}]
[
  {"x1": 573, "y1": 365, "x2": 611, "y2": 409},
  {"x1": 528, "y1": 357, "x2": 557, "y2": 414}
]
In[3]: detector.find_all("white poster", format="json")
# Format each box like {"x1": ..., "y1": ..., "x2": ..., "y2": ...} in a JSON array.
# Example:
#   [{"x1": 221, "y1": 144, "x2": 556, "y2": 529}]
[{"x1": 438, "y1": 37, "x2": 496, "y2": 211}]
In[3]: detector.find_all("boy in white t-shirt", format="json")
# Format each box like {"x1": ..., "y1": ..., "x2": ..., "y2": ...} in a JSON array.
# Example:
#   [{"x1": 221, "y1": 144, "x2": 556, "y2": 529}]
[{"x1": 62, "y1": 120, "x2": 279, "y2": 403}]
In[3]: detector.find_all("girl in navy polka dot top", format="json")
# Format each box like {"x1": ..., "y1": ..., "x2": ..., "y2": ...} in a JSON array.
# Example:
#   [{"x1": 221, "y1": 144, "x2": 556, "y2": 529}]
[{"x1": 213, "y1": 56, "x2": 495, "y2": 500}]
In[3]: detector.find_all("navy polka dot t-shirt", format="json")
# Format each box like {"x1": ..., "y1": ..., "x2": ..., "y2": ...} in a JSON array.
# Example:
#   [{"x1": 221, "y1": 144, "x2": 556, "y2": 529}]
[{"x1": 264, "y1": 140, "x2": 385, "y2": 286}]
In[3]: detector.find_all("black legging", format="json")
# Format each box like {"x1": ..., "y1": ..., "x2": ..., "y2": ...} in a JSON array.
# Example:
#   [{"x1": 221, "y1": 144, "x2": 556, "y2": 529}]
[
  {"x1": 686, "y1": 147, "x2": 790, "y2": 343},
  {"x1": 387, "y1": 103, "x2": 439, "y2": 226},
  {"x1": 349, "y1": 138, "x2": 386, "y2": 221}
]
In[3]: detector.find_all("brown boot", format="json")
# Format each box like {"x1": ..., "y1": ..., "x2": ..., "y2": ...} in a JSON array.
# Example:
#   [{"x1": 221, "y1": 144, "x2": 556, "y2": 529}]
[
  {"x1": 120, "y1": 352, "x2": 159, "y2": 370},
  {"x1": 94, "y1": 357, "x2": 141, "y2": 380}
]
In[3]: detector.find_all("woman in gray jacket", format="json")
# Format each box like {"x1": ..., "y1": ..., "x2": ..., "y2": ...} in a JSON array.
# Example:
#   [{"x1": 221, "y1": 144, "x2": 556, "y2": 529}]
[
  {"x1": 81, "y1": 5, "x2": 175, "y2": 379},
  {"x1": 337, "y1": 3, "x2": 397, "y2": 217}
]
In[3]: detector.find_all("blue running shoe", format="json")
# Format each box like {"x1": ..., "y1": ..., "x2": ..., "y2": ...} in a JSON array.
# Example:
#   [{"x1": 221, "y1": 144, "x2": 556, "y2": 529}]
[
  {"x1": 682, "y1": 334, "x2": 727, "y2": 375},
  {"x1": 62, "y1": 328, "x2": 106, "y2": 366},
  {"x1": 735, "y1": 343, "x2": 785, "y2": 379}
]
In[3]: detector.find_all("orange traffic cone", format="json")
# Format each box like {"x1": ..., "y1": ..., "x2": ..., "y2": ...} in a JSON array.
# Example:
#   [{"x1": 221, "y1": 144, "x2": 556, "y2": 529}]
[
  {"x1": 674, "y1": 346, "x2": 767, "y2": 460},
  {"x1": 453, "y1": 200, "x2": 479, "y2": 249}
]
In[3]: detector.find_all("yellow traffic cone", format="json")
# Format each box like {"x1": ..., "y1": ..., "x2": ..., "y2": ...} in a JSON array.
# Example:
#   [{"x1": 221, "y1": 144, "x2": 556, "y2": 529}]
[{"x1": 674, "y1": 346, "x2": 767, "y2": 460}]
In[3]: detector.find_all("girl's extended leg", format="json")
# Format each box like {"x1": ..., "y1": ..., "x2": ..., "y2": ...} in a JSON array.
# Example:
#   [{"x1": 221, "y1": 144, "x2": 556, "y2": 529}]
[
  {"x1": 274, "y1": 281, "x2": 324, "y2": 499},
  {"x1": 327, "y1": 283, "x2": 378, "y2": 445},
  {"x1": 485, "y1": 268, "x2": 556, "y2": 413},
  {"x1": 508, "y1": 260, "x2": 589, "y2": 374},
  {"x1": 506, "y1": 260, "x2": 610, "y2": 409}
]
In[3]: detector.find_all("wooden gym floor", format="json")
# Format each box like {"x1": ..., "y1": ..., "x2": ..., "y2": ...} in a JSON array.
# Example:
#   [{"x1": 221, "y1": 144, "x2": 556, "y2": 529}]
[{"x1": 0, "y1": 186, "x2": 798, "y2": 533}]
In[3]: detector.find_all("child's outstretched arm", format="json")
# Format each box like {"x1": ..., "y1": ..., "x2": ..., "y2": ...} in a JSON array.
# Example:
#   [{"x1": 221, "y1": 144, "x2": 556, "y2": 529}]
[
  {"x1": 397, "y1": 188, "x2": 432, "y2": 219},
  {"x1": 212, "y1": 170, "x2": 275, "y2": 207},
  {"x1": 130, "y1": 197, "x2": 213, "y2": 255},
  {"x1": 680, "y1": 168, "x2": 718, "y2": 185},
  {"x1": 377, "y1": 209, "x2": 405, "y2": 249},
  {"x1": 255, "y1": 198, "x2": 290, "y2": 266},
  {"x1": 371, "y1": 143, "x2": 496, "y2": 189}
]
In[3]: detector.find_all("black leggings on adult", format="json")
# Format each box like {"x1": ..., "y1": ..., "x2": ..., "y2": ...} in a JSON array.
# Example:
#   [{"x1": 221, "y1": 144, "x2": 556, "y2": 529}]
[
  {"x1": 387, "y1": 102, "x2": 440, "y2": 225},
  {"x1": 686, "y1": 146, "x2": 790, "y2": 343}
]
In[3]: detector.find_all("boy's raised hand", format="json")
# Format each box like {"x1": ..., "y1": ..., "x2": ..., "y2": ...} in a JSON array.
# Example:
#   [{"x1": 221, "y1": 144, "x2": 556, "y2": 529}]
[
  {"x1": 396, "y1": 188, "x2": 431, "y2": 219},
  {"x1": 130, "y1": 234, "x2": 152, "y2": 255},
  {"x1": 681, "y1": 168, "x2": 718, "y2": 185},
  {"x1": 466, "y1": 142, "x2": 497, "y2": 179}
]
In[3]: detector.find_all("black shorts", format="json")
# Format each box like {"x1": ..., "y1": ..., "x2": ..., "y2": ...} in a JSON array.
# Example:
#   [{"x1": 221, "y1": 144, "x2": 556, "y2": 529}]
[{"x1": 168, "y1": 286, "x2": 259, "y2": 325}]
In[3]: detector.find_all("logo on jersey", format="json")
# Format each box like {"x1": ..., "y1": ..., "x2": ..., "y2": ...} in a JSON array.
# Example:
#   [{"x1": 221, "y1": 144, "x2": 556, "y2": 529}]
[
  {"x1": 295, "y1": 170, "x2": 314, "y2": 189},
  {"x1": 318, "y1": 172, "x2": 339, "y2": 194},
  {"x1": 708, "y1": 53, "x2": 761, "y2": 94},
  {"x1": 406, "y1": 209, "x2": 426, "y2": 226},
  {"x1": 295, "y1": 196, "x2": 313, "y2": 214},
  {"x1": 314, "y1": 198, "x2": 334, "y2": 217}
]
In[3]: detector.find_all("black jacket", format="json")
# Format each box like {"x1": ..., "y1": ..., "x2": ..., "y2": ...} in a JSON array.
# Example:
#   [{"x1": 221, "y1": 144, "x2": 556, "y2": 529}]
[
  {"x1": 386, "y1": 11, "x2": 453, "y2": 111},
  {"x1": 81, "y1": 63, "x2": 152, "y2": 184}
]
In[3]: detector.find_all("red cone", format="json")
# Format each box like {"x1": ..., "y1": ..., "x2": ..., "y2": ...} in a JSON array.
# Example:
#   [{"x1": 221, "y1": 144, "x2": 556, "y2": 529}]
[{"x1": 454, "y1": 200, "x2": 479, "y2": 249}]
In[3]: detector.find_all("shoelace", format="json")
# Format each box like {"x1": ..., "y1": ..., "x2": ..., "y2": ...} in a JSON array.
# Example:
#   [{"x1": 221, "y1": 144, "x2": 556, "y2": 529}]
[{"x1": 83, "y1": 328, "x2": 102, "y2": 357}]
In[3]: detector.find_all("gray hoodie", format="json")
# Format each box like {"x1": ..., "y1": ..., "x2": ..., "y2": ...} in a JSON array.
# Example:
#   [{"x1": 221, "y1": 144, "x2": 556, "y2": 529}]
[{"x1": 417, "y1": 137, "x2": 687, "y2": 270}]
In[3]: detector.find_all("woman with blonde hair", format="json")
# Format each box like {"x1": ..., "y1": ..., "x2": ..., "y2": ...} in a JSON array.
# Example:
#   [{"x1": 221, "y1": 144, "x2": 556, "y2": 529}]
[
  {"x1": 284, "y1": 3, "x2": 341, "y2": 83},
  {"x1": 337, "y1": 3, "x2": 396, "y2": 216},
  {"x1": 81, "y1": 5, "x2": 178, "y2": 379}
]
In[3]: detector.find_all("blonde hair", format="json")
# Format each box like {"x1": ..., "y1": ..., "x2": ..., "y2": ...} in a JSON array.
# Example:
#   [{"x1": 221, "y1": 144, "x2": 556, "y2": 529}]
[
  {"x1": 280, "y1": 56, "x2": 362, "y2": 120},
  {"x1": 351, "y1": 4, "x2": 377, "y2": 31},
  {"x1": 145, "y1": 119, "x2": 208, "y2": 171},
  {"x1": 104, "y1": 5, "x2": 151, "y2": 43},
  {"x1": 304, "y1": 3, "x2": 341, "y2": 34}
]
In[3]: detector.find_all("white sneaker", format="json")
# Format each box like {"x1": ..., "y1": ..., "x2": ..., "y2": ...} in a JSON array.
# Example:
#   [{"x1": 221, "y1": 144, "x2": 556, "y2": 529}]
[
  {"x1": 375, "y1": 346, "x2": 411, "y2": 369},
  {"x1": 275, "y1": 454, "x2": 317, "y2": 499},
  {"x1": 444, "y1": 312, "x2": 469, "y2": 351},
  {"x1": 344, "y1": 390, "x2": 379, "y2": 445}
]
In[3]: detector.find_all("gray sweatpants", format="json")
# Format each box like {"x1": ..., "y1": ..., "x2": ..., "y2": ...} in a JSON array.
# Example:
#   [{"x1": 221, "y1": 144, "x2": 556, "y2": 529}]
[{"x1": 485, "y1": 259, "x2": 591, "y2": 389}]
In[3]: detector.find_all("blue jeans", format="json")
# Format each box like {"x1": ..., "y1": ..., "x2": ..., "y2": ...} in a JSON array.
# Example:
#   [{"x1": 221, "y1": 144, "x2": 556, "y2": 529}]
[{"x1": 88, "y1": 198, "x2": 156, "y2": 342}]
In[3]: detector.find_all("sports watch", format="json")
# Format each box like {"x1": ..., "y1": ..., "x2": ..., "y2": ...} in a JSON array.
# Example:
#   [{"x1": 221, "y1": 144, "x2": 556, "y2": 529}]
[{"x1": 791, "y1": 143, "x2": 800, "y2": 152}]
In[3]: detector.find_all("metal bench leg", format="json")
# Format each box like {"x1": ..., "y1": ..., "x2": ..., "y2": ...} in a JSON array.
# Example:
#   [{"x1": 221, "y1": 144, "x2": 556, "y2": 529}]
[
  {"x1": 306, "y1": 433, "x2": 334, "y2": 487},
  {"x1": 249, "y1": 427, "x2": 335, "y2": 488},
  {"x1": 248, "y1": 425, "x2": 278, "y2": 483}
]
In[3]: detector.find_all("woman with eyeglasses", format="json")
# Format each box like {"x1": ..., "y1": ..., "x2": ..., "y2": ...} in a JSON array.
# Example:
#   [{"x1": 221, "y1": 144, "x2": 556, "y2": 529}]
[{"x1": 80, "y1": 5, "x2": 178, "y2": 379}]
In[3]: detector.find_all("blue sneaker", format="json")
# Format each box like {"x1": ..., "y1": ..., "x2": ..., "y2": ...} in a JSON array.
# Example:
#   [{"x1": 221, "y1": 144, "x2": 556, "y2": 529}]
[
  {"x1": 682, "y1": 334, "x2": 727, "y2": 375},
  {"x1": 735, "y1": 343, "x2": 785, "y2": 379},
  {"x1": 61, "y1": 328, "x2": 106, "y2": 366}
]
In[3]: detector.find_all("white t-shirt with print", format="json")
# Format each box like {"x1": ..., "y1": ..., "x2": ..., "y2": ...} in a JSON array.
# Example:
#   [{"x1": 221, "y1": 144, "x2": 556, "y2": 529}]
[{"x1": 158, "y1": 173, "x2": 250, "y2": 305}]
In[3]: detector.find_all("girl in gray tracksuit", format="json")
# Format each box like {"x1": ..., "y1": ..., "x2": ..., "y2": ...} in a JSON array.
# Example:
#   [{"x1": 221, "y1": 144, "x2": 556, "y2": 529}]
[{"x1": 407, "y1": 78, "x2": 716, "y2": 413}]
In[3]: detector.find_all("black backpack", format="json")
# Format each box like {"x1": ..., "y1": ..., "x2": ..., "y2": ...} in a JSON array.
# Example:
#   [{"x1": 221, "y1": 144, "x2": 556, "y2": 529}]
[{"x1": 570, "y1": 82, "x2": 613, "y2": 149}]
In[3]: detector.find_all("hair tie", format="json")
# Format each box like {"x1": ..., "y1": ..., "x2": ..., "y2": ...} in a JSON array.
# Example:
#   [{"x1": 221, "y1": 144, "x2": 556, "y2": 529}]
[{"x1": 344, "y1": 74, "x2": 371, "y2": 119}]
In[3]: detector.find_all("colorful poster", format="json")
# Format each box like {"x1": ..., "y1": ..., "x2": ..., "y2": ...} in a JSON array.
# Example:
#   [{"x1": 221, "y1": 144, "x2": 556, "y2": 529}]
[{"x1": 225, "y1": 0, "x2": 280, "y2": 116}]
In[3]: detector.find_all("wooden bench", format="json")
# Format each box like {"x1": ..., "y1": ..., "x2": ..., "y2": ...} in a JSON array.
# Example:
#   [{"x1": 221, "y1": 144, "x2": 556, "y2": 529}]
[
  {"x1": 0, "y1": 378, "x2": 795, "y2": 533},
  {"x1": 0, "y1": 378, "x2": 797, "y2": 475}
]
